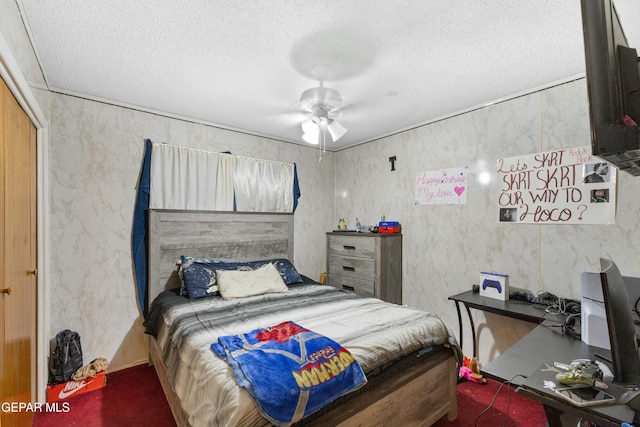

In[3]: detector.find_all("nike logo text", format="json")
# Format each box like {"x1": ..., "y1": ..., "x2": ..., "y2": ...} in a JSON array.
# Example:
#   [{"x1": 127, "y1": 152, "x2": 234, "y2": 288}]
[{"x1": 57, "y1": 378, "x2": 92, "y2": 399}]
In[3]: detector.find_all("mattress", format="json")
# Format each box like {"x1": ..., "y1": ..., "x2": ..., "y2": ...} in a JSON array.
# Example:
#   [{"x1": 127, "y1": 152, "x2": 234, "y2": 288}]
[{"x1": 145, "y1": 278, "x2": 457, "y2": 426}]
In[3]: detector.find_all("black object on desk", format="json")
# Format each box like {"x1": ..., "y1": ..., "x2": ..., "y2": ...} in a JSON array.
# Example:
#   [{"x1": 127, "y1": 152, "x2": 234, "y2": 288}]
[
  {"x1": 482, "y1": 325, "x2": 638, "y2": 427},
  {"x1": 448, "y1": 290, "x2": 547, "y2": 357}
]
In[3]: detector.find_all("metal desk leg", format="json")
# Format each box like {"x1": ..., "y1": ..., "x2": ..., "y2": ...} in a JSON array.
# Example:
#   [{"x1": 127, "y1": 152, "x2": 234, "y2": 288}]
[
  {"x1": 453, "y1": 301, "x2": 464, "y2": 354},
  {"x1": 464, "y1": 303, "x2": 477, "y2": 358},
  {"x1": 453, "y1": 301, "x2": 478, "y2": 358}
]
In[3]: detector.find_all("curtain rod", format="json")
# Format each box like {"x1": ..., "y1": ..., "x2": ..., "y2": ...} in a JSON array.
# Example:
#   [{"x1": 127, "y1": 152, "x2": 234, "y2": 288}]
[{"x1": 151, "y1": 141, "x2": 294, "y2": 167}]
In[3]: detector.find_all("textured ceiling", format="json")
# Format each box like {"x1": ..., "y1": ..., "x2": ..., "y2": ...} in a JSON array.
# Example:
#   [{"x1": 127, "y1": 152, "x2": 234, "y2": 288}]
[{"x1": 17, "y1": 0, "x2": 640, "y2": 150}]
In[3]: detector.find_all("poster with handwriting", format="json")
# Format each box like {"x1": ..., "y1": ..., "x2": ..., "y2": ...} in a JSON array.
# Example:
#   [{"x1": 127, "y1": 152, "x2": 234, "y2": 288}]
[
  {"x1": 497, "y1": 146, "x2": 616, "y2": 224},
  {"x1": 415, "y1": 167, "x2": 468, "y2": 205}
]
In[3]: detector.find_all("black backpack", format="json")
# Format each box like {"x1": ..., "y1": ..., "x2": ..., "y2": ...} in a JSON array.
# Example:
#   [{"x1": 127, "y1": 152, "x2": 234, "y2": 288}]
[{"x1": 48, "y1": 329, "x2": 83, "y2": 385}]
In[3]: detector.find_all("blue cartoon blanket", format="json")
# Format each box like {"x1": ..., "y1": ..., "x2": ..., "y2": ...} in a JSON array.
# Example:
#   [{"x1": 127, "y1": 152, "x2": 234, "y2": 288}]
[{"x1": 211, "y1": 321, "x2": 367, "y2": 426}]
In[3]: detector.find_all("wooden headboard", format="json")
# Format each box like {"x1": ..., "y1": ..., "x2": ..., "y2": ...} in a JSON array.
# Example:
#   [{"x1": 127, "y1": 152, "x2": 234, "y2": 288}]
[{"x1": 146, "y1": 209, "x2": 294, "y2": 312}]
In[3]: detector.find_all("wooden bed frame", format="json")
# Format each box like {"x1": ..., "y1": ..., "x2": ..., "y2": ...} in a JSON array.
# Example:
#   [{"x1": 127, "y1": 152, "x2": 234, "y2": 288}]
[{"x1": 146, "y1": 209, "x2": 458, "y2": 426}]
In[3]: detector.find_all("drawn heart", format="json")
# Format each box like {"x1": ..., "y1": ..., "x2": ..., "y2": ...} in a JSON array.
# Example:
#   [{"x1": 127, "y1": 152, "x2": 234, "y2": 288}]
[{"x1": 454, "y1": 186, "x2": 465, "y2": 196}]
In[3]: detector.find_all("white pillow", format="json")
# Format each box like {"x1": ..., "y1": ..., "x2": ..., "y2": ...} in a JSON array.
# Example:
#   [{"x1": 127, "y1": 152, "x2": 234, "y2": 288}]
[{"x1": 216, "y1": 263, "x2": 288, "y2": 300}]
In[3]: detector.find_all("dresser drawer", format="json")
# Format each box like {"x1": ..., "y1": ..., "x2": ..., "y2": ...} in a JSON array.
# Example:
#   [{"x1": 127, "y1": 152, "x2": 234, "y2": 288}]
[
  {"x1": 328, "y1": 255, "x2": 375, "y2": 281},
  {"x1": 327, "y1": 235, "x2": 376, "y2": 258},
  {"x1": 329, "y1": 274, "x2": 375, "y2": 298}
]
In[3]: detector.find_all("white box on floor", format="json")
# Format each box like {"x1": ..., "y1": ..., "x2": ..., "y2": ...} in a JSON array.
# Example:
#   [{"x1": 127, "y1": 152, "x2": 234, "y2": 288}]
[{"x1": 479, "y1": 272, "x2": 509, "y2": 300}]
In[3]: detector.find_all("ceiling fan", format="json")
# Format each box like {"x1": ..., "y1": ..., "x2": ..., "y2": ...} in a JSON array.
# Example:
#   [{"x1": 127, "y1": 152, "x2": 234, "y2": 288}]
[{"x1": 297, "y1": 64, "x2": 348, "y2": 146}]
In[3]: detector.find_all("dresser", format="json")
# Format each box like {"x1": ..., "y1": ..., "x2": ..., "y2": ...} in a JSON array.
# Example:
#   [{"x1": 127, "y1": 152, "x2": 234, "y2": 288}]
[{"x1": 326, "y1": 232, "x2": 402, "y2": 304}]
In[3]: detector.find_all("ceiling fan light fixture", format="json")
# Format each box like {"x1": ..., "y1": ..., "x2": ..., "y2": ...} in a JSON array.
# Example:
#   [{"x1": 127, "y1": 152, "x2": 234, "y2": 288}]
[
  {"x1": 327, "y1": 120, "x2": 347, "y2": 141},
  {"x1": 298, "y1": 71, "x2": 348, "y2": 146},
  {"x1": 301, "y1": 117, "x2": 316, "y2": 134},
  {"x1": 301, "y1": 115, "x2": 346, "y2": 144},
  {"x1": 301, "y1": 118, "x2": 320, "y2": 145},
  {"x1": 302, "y1": 132, "x2": 319, "y2": 145}
]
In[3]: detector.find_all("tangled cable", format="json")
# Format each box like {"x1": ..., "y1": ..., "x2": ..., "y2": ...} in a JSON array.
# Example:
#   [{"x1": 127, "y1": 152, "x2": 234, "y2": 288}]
[{"x1": 72, "y1": 357, "x2": 109, "y2": 381}]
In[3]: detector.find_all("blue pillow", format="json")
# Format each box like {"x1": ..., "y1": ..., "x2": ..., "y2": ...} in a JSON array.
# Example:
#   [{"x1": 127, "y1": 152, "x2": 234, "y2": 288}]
[
  {"x1": 266, "y1": 259, "x2": 304, "y2": 286},
  {"x1": 179, "y1": 256, "x2": 303, "y2": 299},
  {"x1": 178, "y1": 256, "x2": 225, "y2": 297}
]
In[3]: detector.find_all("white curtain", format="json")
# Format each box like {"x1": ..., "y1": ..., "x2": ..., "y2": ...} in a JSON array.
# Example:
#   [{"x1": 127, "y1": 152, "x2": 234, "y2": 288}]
[
  {"x1": 149, "y1": 143, "x2": 221, "y2": 210},
  {"x1": 234, "y1": 157, "x2": 294, "y2": 212},
  {"x1": 215, "y1": 154, "x2": 236, "y2": 211},
  {"x1": 149, "y1": 142, "x2": 294, "y2": 213}
]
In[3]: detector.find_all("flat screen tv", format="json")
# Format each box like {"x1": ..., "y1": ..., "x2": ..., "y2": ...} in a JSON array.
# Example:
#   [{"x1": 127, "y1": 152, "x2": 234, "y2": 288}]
[
  {"x1": 581, "y1": 0, "x2": 640, "y2": 175},
  {"x1": 599, "y1": 258, "x2": 640, "y2": 404}
]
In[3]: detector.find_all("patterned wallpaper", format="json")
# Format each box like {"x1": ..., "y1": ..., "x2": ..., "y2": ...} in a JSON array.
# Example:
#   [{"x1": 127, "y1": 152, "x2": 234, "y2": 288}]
[
  {"x1": 4, "y1": 0, "x2": 640, "y2": 370},
  {"x1": 45, "y1": 93, "x2": 335, "y2": 369},
  {"x1": 334, "y1": 79, "x2": 640, "y2": 363}
]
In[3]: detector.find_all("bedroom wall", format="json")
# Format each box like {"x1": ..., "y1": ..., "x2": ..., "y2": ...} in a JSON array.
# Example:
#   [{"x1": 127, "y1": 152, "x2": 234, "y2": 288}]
[
  {"x1": 4, "y1": 0, "x2": 640, "y2": 375},
  {"x1": 3, "y1": 0, "x2": 336, "y2": 374},
  {"x1": 41, "y1": 93, "x2": 336, "y2": 371},
  {"x1": 2, "y1": 0, "x2": 334, "y2": 374},
  {"x1": 333, "y1": 78, "x2": 640, "y2": 365}
]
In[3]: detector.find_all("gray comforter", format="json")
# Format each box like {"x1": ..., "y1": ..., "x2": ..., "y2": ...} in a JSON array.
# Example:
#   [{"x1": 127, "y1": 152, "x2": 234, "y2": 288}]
[{"x1": 145, "y1": 279, "x2": 457, "y2": 427}]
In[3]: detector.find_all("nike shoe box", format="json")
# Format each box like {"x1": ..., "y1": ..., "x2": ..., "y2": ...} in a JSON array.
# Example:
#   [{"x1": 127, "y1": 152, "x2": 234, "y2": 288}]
[
  {"x1": 479, "y1": 272, "x2": 509, "y2": 300},
  {"x1": 47, "y1": 371, "x2": 107, "y2": 402}
]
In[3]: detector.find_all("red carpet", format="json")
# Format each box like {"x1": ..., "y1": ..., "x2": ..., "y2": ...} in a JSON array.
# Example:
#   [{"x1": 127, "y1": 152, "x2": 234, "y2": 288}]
[
  {"x1": 33, "y1": 364, "x2": 176, "y2": 427},
  {"x1": 34, "y1": 365, "x2": 546, "y2": 426},
  {"x1": 434, "y1": 378, "x2": 548, "y2": 427}
]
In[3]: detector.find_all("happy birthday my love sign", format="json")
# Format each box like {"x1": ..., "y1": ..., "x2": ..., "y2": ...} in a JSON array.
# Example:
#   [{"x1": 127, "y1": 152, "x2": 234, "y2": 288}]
[{"x1": 415, "y1": 167, "x2": 469, "y2": 205}]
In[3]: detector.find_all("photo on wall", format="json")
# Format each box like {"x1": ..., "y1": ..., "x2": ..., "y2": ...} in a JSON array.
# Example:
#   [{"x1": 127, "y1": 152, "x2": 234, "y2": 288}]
[{"x1": 582, "y1": 162, "x2": 611, "y2": 184}]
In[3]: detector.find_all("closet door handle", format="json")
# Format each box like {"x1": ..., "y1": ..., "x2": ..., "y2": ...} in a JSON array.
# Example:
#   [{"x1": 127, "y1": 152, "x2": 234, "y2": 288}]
[{"x1": 0, "y1": 287, "x2": 11, "y2": 295}]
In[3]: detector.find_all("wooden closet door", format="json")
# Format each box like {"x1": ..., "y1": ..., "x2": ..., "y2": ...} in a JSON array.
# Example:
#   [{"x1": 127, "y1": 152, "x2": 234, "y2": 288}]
[{"x1": 0, "y1": 76, "x2": 38, "y2": 427}]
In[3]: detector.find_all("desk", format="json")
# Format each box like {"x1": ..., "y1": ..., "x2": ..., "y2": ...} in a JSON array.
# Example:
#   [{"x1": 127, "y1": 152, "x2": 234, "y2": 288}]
[
  {"x1": 482, "y1": 325, "x2": 637, "y2": 427},
  {"x1": 448, "y1": 290, "x2": 548, "y2": 357}
]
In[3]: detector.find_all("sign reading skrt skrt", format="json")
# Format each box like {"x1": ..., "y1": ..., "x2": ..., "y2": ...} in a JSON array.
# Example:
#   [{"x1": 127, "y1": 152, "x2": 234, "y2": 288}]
[{"x1": 497, "y1": 146, "x2": 616, "y2": 224}]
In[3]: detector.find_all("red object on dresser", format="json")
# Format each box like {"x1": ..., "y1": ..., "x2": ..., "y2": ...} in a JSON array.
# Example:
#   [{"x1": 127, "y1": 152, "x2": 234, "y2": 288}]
[{"x1": 378, "y1": 221, "x2": 401, "y2": 233}]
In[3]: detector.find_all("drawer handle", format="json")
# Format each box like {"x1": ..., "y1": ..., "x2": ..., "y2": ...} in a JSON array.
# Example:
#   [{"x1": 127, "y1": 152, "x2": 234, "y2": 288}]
[
  {"x1": 342, "y1": 285, "x2": 355, "y2": 292},
  {"x1": 342, "y1": 266, "x2": 355, "y2": 272},
  {"x1": 343, "y1": 245, "x2": 356, "y2": 250}
]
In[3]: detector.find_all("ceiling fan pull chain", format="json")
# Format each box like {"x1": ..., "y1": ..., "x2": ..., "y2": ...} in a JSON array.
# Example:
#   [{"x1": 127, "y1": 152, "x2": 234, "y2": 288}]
[{"x1": 319, "y1": 123, "x2": 327, "y2": 162}]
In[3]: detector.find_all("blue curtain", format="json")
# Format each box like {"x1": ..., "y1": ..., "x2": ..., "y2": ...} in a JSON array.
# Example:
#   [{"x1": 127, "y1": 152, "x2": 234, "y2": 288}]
[
  {"x1": 132, "y1": 139, "x2": 152, "y2": 317},
  {"x1": 293, "y1": 163, "x2": 301, "y2": 212},
  {"x1": 132, "y1": 141, "x2": 301, "y2": 318}
]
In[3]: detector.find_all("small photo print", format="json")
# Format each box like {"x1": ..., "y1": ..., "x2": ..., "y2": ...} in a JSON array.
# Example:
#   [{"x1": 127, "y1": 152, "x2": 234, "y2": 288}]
[
  {"x1": 499, "y1": 208, "x2": 517, "y2": 222},
  {"x1": 591, "y1": 189, "x2": 609, "y2": 203},
  {"x1": 583, "y1": 163, "x2": 611, "y2": 184}
]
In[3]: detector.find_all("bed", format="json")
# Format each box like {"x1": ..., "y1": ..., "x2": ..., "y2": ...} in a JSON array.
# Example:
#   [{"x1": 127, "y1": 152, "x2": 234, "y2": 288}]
[{"x1": 144, "y1": 209, "x2": 459, "y2": 426}]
